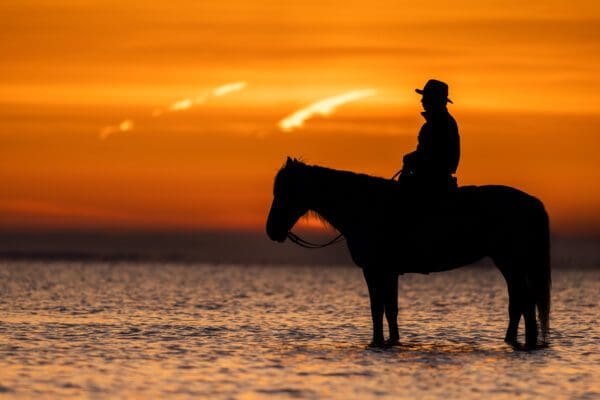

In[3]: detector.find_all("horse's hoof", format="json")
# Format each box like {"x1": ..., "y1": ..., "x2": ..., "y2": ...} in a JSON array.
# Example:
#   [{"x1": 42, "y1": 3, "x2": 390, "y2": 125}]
[
  {"x1": 523, "y1": 342, "x2": 548, "y2": 351},
  {"x1": 504, "y1": 339, "x2": 521, "y2": 351},
  {"x1": 384, "y1": 338, "x2": 400, "y2": 348},
  {"x1": 507, "y1": 341, "x2": 547, "y2": 351},
  {"x1": 367, "y1": 341, "x2": 385, "y2": 349}
]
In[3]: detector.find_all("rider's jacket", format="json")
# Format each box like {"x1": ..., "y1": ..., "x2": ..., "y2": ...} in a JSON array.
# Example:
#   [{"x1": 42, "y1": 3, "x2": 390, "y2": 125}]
[{"x1": 404, "y1": 109, "x2": 460, "y2": 180}]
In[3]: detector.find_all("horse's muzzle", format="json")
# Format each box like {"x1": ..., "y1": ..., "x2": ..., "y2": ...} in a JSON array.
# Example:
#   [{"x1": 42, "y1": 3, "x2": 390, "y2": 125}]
[
  {"x1": 273, "y1": 234, "x2": 287, "y2": 243},
  {"x1": 266, "y1": 221, "x2": 287, "y2": 243},
  {"x1": 267, "y1": 231, "x2": 287, "y2": 243}
]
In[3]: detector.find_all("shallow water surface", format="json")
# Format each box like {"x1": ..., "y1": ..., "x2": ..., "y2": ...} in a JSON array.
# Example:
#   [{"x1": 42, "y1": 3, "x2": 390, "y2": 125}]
[{"x1": 0, "y1": 262, "x2": 598, "y2": 399}]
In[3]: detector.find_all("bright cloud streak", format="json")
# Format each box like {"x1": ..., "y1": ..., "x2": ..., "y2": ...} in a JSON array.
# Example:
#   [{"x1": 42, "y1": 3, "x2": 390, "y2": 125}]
[
  {"x1": 279, "y1": 89, "x2": 377, "y2": 132},
  {"x1": 212, "y1": 81, "x2": 247, "y2": 97},
  {"x1": 169, "y1": 98, "x2": 194, "y2": 111},
  {"x1": 99, "y1": 82, "x2": 246, "y2": 139},
  {"x1": 152, "y1": 83, "x2": 244, "y2": 117},
  {"x1": 119, "y1": 120, "x2": 133, "y2": 131},
  {"x1": 99, "y1": 119, "x2": 134, "y2": 140}
]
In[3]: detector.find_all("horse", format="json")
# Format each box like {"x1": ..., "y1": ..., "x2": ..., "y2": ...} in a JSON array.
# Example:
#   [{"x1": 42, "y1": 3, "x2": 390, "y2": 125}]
[{"x1": 266, "y1": 157, "x2": 551, "y2": 350}]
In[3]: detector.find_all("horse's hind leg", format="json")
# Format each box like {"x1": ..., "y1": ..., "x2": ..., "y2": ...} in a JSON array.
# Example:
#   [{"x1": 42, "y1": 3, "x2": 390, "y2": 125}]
[
  {"x1": 383, "y1": 272, "x2": 400, "y2": 347},
  {"x1": 523, "y1": 297, "x2": 538, "y2": 349},
  {"x1": 504, "y1": 279, "x2": 522, "y2": 347},
  {"x1": 499, "y1": 264, "x2": 538, "y2": 350},
  {"x1": 497, "y1": 263, "x2": 523, "y2": 348}
]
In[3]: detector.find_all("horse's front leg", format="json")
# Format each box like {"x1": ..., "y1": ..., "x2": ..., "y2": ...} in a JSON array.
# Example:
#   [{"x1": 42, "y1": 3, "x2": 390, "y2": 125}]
[
  {"x1": 383, "y1": 272, "x2": 400, "y2": 347},
  {"x1": 363, "y1": 268, "x2": 385, "y2": 347}
]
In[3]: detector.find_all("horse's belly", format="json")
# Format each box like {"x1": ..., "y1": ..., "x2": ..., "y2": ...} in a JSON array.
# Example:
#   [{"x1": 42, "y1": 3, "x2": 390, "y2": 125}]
[
  {"x1": 395, "y1": 252, "x2": 485, "y2": 274},
  {"x1": 348, "y1": 227, "x2": 487, "y2": 273}
]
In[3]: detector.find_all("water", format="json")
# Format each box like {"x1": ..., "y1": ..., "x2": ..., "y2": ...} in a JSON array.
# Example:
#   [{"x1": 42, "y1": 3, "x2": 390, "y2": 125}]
[{"x1": 0, "y1": 262, "x2": 598, "y2": 399}]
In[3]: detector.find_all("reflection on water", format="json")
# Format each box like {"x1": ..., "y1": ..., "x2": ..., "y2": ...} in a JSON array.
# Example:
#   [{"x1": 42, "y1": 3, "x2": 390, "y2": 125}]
[{"x1": 0, "y1": 262, "x2": 598, "y2": 399}]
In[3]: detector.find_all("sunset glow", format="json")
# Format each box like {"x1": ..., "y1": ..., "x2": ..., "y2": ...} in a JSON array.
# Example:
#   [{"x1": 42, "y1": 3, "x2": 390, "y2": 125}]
[{"x1": 1, "y1": 1, "x2": 599, "y2": 235}]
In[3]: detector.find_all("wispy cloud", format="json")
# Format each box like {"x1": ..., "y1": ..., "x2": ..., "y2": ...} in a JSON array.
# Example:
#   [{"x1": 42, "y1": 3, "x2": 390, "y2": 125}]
[
  {"x1": 99, "y1": 119, "x2": 134, "y2": 140},
  {"x1": 169, "y1": 98, "x2": 194, "y2": 111},
  {"x1": 99, "y1": 82, "x2": 247, "y2": 139},
  {"x1": 153, "y1": 82, "x2": 246, "y2": 117},
  {"x1": 212, "y1": 81, "x2": 247, "y2": 97},
  {"x1": 279, "y1": 89, "x2": 377, "y2": 132}
]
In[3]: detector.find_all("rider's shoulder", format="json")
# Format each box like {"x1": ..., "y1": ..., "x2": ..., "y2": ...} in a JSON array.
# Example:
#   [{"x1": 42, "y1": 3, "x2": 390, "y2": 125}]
[{"x1": 446, "y1": 112, "x2": 458, "y2": 130}]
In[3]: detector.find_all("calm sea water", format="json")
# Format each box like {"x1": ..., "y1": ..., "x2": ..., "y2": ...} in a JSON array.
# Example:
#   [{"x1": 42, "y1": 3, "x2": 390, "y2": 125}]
[{"x1": 0, "y1": 262, "x2": 598, "y2": 399}]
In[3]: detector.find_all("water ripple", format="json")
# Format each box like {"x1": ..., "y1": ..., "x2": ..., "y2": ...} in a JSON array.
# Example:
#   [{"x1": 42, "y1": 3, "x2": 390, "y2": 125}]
[{"x1": 0, "y1": 262, "x2": 598, "y2": 399}]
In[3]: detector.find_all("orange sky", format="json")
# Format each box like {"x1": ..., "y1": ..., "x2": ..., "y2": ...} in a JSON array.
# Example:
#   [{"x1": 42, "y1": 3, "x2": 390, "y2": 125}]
[{"x1": 1, "y1": 0, "x2": 599, "y2": 235}]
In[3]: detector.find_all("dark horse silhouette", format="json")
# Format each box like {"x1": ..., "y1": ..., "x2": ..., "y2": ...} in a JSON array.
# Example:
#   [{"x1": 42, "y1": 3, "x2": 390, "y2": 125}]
[{"x1": 266, "y1": 157, "x2": 551, "y2": 350}]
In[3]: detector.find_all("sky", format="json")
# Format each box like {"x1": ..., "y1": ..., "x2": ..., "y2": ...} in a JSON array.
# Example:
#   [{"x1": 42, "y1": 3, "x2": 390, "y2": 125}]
[{"x1": 1, "y1": 0, "x2": 599, "y2": 235}]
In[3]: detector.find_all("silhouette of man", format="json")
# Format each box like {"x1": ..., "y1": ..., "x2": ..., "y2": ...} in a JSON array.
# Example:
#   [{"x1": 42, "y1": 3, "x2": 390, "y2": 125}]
[{"x1": 400, "y1": 79, "x2": 460, "y2": 192}]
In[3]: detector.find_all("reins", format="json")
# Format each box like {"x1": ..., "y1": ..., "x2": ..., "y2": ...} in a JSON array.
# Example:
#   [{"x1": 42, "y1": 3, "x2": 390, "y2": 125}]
[
  {"x1": 286, "y1": 168, "x2": 403, "y2": 249},
  {"x1": 287, "y1": 231, "x2": 345, "y2": 249}
]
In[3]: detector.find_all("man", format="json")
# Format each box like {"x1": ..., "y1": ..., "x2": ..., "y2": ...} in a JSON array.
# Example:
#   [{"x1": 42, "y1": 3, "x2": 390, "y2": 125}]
[{"x1": 400, "y1": 79, "x2": 460, "y2": 192}]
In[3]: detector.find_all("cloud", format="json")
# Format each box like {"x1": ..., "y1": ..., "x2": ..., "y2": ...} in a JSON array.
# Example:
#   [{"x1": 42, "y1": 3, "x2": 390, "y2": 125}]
[
  {"x1": 151, "y1": 82, "x2": 246, "y2": 117},
  {"x1": 279, "y1": 89, "x2": 377, "y2": 132},
  {"x1": 169, "y1": 98, "x2": 194, "y2": 111},
  {"x1": 99, "y1": 119, "x2": 134, "y2": 140},
  {"x1": 99, "y1": 82, "x2": 247, "y2": 139},
  {"x1": 212, "y1": 81, "x2": 247, "y2": 97}
]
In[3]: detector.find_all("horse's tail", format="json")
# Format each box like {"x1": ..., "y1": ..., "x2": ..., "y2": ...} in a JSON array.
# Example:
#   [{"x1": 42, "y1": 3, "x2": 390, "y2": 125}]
[{"x1": 533, "y1": 202, "x2": 551, "y2": 345}]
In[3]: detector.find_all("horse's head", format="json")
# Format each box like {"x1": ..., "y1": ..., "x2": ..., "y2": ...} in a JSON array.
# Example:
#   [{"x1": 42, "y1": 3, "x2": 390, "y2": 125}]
[{"x1": 266, "y1": 157, "x2": 309, "y2": 242}]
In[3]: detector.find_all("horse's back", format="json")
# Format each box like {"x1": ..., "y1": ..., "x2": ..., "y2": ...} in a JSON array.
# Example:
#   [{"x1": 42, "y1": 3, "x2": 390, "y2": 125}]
[
  {"x1": 348, "y1": 183, "x2": 549, "y2": 272},
  {"x1": 455, "y1": 184, "x2": 549, "y2": 260},
  {"x1": 461, "y1": 184, "x2": 543, "y2": 206},
  {"x1": 458, "y1": 184, "x2": 548, "y2": 227}
]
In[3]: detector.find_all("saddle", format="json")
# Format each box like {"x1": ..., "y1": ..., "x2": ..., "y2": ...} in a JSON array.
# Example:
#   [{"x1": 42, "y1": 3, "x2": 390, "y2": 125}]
[{"x1": 397, "y1": 171, "x2": 458, "y2": 194}]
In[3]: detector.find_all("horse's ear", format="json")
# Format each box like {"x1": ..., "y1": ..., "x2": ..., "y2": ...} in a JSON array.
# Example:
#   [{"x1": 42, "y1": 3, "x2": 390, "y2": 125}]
[{"x1": 286, "y1": 156, "x2": 293, "y2": 166}]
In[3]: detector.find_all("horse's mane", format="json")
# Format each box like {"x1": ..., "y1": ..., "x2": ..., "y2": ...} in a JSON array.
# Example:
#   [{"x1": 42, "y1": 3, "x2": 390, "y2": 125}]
[
  {"x1": 274, "y1": 158, "x2": 395, "y2": 199},
  {"x1": 275, "y1": 158, "x2": 397, "y2": 230}
]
